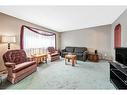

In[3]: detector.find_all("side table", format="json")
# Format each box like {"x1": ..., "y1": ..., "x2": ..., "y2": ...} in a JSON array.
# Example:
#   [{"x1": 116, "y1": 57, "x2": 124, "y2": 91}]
[
  {"x1": 0, "y1": 74, "x2": 7, "y2": 85},
  {"x1": 88, "y1": 53, "x2": 99, "y2": 62}
]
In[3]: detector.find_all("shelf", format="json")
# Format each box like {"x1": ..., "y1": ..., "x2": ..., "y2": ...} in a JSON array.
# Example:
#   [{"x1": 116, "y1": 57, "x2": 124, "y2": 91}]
[
  {"x1": 111, "y1": 69, "x2": 127, "y2": 85},
  {"x1": 111, "y1": 79, "x2": 127, "y2": 89},
  {"x1": 110, "y1": 62, "x2": 127, "y2": 76},
  {"x1": 110, "y1": 79, "x2": 118, "y2": 89},
  {"x1": 110, "y1": 62, "x2": 127, "y2": 89}
]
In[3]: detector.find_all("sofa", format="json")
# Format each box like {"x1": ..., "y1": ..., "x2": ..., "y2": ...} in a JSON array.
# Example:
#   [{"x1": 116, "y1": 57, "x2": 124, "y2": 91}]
[
  {"x1": 61, "y1": 47, "x2": 88, "y2": 61},
  {"x1": 47, "y1": 47, "x2": 60, "y2": 62},
  {"x1": 3, "y1": 49, "x2": 37, "y2": 84}
]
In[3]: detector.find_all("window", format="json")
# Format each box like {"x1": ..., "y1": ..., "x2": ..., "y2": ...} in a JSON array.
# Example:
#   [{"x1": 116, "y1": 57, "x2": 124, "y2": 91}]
[{"x1": 20, "y1": 25, "x2": 56, "y2": 55}]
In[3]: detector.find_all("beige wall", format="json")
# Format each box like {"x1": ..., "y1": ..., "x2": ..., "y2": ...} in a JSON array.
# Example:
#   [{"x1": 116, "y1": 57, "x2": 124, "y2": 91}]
[
  {"x1": 0, "y1": 12, "x2": 60, "y2": 71},
  {"x1": 61, "y1": 25, "x2": 112, "y2": 57},
  {"x1": 111, "y1": 9, "x2": 127, "y2": 60}
]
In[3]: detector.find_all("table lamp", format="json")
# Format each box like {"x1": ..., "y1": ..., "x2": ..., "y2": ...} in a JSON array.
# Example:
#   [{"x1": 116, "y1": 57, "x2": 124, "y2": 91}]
[{"x1": 2, "y1": 36, "x2": 16, "y2": 49}]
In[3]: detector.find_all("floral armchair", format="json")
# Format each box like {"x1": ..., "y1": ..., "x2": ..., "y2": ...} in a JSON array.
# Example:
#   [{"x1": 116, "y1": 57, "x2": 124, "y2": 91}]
[
  {"x1": 3, "y1": 49, "x2": 37, "y2": 84},
  {"x1": 47, "y1": 47, "x2": 60, "y2": 62}
]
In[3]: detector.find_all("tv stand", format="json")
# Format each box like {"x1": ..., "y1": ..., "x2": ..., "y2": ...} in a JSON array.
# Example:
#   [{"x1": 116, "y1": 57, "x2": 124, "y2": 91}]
[{"x1": 109, "y1": 61, "x2": 127, "y2": 89}]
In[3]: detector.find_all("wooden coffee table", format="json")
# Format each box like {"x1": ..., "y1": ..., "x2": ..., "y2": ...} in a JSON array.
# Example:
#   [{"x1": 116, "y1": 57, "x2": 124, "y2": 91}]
[
  {"x1": 31, "y1": 54, "x2": 47, "y2": 65},
  {"x1": 65, "y1": 54, "x2": 77, "y2": 66}
]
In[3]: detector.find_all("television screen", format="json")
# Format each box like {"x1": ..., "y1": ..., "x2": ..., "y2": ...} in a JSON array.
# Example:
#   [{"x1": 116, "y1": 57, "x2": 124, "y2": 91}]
[{"x1": 115, "y1": 48, "x2": 127, "y2": 66}]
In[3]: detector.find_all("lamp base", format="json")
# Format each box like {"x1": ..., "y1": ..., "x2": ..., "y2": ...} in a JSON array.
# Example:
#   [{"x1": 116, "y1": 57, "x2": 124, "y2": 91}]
[{"x1": 8, "y1": 43, "x2": 10, "y2": 49}]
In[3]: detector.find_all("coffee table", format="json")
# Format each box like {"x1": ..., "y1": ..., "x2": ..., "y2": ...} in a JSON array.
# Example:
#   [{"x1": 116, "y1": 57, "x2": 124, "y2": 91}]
[
  {"x1": 65, "y1": 54, "x2": 77, "y2": 66},
  {"x1": 31, "y1": 54, "x2": 47, "y2": 65}
]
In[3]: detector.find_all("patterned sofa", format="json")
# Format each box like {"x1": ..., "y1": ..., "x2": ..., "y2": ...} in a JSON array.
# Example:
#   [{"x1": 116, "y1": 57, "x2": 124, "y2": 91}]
[
  {"x1": 47, "y1": 47, "x2": 60, "y2": 62},
  {"x1": 3, "y1": 49, "x2": 37, "y2": 84},
  {"x1": 61, "y1": 47, "x2": 88, "y2": 61}
]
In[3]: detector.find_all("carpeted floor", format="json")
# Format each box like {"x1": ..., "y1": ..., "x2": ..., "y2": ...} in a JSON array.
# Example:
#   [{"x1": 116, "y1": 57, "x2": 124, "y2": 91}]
[{"x1": 0, "y1": 59, "x2": 115, "y2": 89}]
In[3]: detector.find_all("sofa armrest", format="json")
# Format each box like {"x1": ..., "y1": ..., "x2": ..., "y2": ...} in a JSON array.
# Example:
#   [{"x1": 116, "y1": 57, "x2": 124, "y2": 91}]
[
  {"x1": 83, "y1": 51, "x2": 88, "y2": 55},
  {"x1": 61, "y1": 49, "x2": 66, "y2": 52},
  {"x1": 5, "y1": 62, "x2": 15, "y2": 68},
  {"x1": 60, "y1": 49, "x2": 66, "y2": 57},
  {"x1": 83, "y1": 51, "x2": 89, "y2": 61}
]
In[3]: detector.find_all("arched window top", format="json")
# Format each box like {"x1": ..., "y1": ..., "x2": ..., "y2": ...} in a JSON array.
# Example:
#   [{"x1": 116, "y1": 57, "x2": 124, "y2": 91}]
[
  {"x1": 114, "y1": 24, "x2": 121, "y2": 48},
  {"x1": 115, "y1": 24, "x2": 121, "y2": 31}
]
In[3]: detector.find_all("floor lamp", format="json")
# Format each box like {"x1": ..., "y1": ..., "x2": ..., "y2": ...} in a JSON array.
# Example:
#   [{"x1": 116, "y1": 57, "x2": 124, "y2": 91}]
[{"x1": 2, "y1": 36, "x2": 16, "y2": 50}]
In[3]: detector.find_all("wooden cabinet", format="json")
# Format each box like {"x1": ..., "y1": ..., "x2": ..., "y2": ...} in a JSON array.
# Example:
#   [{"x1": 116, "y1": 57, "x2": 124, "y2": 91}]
[{"x1": 88, "y1": 54, "x2": 99, "y2": 62}]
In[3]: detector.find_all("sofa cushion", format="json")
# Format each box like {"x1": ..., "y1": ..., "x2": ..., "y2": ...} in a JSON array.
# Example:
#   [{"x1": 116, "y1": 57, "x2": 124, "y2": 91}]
[
  {"x1": 74, "y1": 47, "x2": 85, "y2": 53},
  {"x1": 13, "y1": 61, "x2": 36, "y2": 73},
  {"x1": 75, "y1": 52, "x2": 83, "y2": 56},
  {"x1": 65, "y1": 47, "x2": 74, "y2": 52},
  {"x1": 63, "y1": 52, "x2": 69, "y2": 55}
]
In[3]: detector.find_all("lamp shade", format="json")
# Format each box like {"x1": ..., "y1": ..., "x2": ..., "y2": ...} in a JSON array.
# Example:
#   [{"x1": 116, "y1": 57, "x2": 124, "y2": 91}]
[{"x1": 2, "y1": 36, "x2": 16, "y2": 43}]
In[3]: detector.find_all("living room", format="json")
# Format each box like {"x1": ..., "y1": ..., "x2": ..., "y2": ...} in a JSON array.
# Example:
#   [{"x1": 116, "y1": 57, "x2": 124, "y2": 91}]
[{"x1": 0, "y1": 6, "x2": 127, "y2": 91}]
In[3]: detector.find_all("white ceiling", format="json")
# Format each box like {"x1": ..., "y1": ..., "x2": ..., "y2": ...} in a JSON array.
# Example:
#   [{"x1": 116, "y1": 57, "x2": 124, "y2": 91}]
[{"x1": 0, "y1": 6, "x2": 126, "y2": 32}]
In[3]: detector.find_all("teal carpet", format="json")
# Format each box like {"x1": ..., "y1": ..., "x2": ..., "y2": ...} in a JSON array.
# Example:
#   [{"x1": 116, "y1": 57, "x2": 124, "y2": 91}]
[{"x1": 0, "y1": 59, "x2": 115, "y2": 89}]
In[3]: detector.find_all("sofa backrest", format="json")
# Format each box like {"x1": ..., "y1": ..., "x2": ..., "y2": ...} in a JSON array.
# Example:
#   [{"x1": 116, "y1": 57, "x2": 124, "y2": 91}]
[
  {"x1": 65, "y1": 47, "x2": 74, "y2": 52},
  {"x1": 74, "y1": 47, "x2": 87, "y2": 53},
  {"x1": 3, "y1": 49, "x2": 27, "y2": 64}
]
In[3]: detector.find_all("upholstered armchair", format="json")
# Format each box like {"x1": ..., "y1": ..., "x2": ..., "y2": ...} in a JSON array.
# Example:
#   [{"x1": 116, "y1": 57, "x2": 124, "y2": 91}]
[
  {"x1": 47, "y1": 47, "x2": 60, "y2": 62},
  {"x1": 3, "y1": 49, "x2": 37, "y2": 84}
]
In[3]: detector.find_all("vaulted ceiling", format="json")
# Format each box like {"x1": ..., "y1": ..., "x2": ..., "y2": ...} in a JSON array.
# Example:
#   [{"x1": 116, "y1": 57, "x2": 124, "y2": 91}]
[{"x1": 0, "y1": 6, "x2": 126, "y2": 32}]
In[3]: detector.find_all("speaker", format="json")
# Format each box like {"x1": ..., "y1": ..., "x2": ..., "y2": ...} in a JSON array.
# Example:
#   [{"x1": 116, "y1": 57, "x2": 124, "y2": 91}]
[{"x1": 95, "y1": 50, "x2": 98, "y2": 54}]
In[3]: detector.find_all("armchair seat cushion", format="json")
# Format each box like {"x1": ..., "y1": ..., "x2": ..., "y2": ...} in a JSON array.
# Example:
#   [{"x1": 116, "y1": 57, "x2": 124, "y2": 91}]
[
  {"x1": 51, "y1": 52, "x2": 59, "y2": 57},
  {"x1": 13, "y1": 61, "x2": 36, "y2": 73}
]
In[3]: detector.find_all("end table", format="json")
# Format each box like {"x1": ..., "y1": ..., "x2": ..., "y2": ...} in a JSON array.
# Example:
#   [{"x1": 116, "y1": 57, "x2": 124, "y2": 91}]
[{"x1": 88, "y1": 53, "x2": 99, "y2": 62}]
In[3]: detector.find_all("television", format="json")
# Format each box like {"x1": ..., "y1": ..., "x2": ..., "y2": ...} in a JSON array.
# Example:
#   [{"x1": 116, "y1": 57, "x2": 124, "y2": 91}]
[{"x1": 115, "y1": 48, "x2": 127, "y2": 66}]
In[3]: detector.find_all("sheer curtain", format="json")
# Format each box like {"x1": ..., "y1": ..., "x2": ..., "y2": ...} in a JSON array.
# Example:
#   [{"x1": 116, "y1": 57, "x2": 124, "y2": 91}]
[{"x1": 21, "y1": 26, "x2": 56, "y2": 56}]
